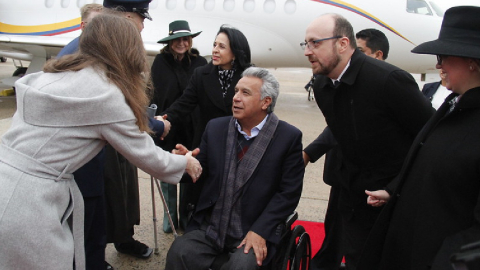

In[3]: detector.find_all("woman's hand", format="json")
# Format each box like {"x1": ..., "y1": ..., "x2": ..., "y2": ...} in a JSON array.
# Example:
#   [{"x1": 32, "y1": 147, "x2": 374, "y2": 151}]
[
  {"x1": 365, "y1": 190, "x2": 390, "y2": 207},
  {"x1": 185, "y1": 151, "x2": 202, "y2": 183}
]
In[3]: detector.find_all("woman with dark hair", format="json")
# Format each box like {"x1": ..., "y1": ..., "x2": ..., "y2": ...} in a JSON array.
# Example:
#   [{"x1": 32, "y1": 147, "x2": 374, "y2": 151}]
[
  {"x1": 151, "y1": 20, "x2": 207, "y2": 233},
  {"x1": 162, "y1": 24, "x2": 252, "y2": 211},
  {"x1": 0, "y1": 14, "x2": 202, "y2": 270},
  {"x1": 358, "y1": 6, "x2": 480, "y2": 270},
  {"x1": 163, "y1": 24, "x2": 252, "y2": 147}
]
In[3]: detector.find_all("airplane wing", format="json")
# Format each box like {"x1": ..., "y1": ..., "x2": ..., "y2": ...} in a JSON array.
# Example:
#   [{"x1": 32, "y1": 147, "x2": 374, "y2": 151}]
[
  {"x1": 0, "y1": 35, "x2": 74, "y2": 85},
  {"x1": 0, "y1": 35, "x2": 164, "y2": 86}
]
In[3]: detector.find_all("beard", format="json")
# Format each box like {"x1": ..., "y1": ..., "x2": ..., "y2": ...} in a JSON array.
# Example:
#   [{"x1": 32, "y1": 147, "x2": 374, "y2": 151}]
[
  {"x1": 317, "y1": 51, "x2": 340, "y2": 76},
  {"x1": 310, "y1": 43, "x2": 341, "y2": 76}
]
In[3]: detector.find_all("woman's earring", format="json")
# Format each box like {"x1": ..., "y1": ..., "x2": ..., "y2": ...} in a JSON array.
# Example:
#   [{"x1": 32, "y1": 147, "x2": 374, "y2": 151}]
[
  {"x1": 231, "y1": 59, "x2": 235, "y2": 66},
  {"x1": 470, "y1": 66, "x2": 474, "y2": 71}
]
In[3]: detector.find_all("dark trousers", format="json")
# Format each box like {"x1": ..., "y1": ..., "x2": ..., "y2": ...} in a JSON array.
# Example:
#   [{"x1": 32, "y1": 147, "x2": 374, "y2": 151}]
[
  {"x1": 83, "y1": 196, "x2": 107, "y2": 270},
  {"x1": 166, "y1": 229, "x2": 259, "y2": 270},
  {"x1": 310, "y1": 186, "x2": 344, "y2": 270}
]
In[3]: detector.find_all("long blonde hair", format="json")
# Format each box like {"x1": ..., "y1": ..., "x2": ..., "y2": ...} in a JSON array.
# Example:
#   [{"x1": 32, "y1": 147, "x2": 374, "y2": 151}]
[{"x1": 44, "y1": 13, "x2": 151, "y2": 132}]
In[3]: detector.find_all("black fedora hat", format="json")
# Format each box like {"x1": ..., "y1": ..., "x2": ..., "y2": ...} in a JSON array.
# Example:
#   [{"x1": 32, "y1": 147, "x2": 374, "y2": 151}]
[
  {"x1": 103, "y1": 0, "x2": 152, "y2": 20},
  {"x1": 157, "y1": 20, "x2": 202, "y2": 44},
  {"x1": 411, "y1": 6, "x2": 480, "y2": 59}
]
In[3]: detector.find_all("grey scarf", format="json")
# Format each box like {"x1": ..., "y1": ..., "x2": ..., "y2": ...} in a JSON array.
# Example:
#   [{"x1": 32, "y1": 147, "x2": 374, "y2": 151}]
[{"x1": 205, "y1": 113, "x2": 279, "y2": 250}]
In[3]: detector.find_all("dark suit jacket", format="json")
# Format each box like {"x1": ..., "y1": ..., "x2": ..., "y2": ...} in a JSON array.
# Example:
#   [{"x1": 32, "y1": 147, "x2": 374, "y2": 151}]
[
  {"x1": 163, "y1": 62, "x2": 243, "y2": 148},
  {"x1": 187, "y1": 116, "x2": 304, "y2": 263},
  {"x1": 313, "y1": 50, "x2": 434, "y2": 224},
  {"x1": 422, "y1": 81, "x2": 442, "y2": 101}
]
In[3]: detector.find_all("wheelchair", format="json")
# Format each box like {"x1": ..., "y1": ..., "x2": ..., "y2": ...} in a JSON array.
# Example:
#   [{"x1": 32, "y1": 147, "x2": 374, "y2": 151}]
[{"x1": 210, "y1": 211, "x2": 311, "y2": 270}]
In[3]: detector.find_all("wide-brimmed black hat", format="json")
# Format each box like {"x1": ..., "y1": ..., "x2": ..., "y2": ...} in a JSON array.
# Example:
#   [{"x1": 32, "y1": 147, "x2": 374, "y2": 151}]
[
  {"x1": 157, "y1": 20, "x2": 202, "y2": 44},
  {"x1": 411, "y1": 6, "x2": 480, "y2": 59},
  {"x1": 103, "y1": 0, "x2": 152, "y2": 20}
]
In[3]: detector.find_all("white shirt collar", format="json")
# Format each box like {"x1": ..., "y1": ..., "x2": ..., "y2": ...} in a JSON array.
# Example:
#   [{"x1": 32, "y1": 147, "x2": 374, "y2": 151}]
[
  {"x1": 235, "y1": 114, "x2": 269, "y2": 140},
  {"x1": 331, "y1": 59, "x2": 351, "y2": 85}
]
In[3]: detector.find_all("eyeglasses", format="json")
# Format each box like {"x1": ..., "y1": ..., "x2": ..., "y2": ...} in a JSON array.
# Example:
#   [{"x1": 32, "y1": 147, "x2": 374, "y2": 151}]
[
  {"x1": 300, "y1": 36, "x2": 342, "y2": 50},
  {"x1": 436, "y1": 55, "x2": 445, "y2": 65}
]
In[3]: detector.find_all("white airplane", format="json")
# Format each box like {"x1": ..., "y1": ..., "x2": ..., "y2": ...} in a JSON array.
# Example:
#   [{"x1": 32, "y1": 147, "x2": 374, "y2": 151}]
[{"x1": 0, "y1": 0, "x2": 446, "y2": 86}]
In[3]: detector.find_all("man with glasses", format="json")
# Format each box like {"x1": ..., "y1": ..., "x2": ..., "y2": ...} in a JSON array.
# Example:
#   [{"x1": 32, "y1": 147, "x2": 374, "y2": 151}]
[{"x1": 302, "y1": 14, "x2": 434, "y2": 269}]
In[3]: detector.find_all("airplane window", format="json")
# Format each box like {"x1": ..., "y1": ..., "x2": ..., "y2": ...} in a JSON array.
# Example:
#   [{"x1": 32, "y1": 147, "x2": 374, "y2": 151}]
[
  {"x1": 284, "y1": 0, "x2": 296, "y2": 14},
  {"x1": 204, "y1": 0, "x2": 215, "y2": 11},
  {"x1": 263, "y1": 0, "x2": 276, "y2": 13},
  {"x1": 406, "y1": 0, "x2": 433, "y2": 15},
  {"x1": 150, "y1": 0, "x2": 159, "y2": 9},
  {"x1": 166, "y1": 0, "x2": 177, "y2": 10},
  {"x1": 77, "y1": 0, "x2": 86, "y2": 8},
  {"x1": 61, "y1": 0, "x2": 70, "y2": 8},
  {"x1": 243, "y1": 0, "x2": 255, "y2": 12},
  {"x1": 185, "y1": 0, "x2": 196, "y2": 10},
  {"x1": 429, "y1": 1, "x2": 444, "y2": 17},
  {"x1": 45, "y1": 0, "x2": 54, "y2": 8},
  {"x1": 224, "y1": 0, "x2": 235, "y2": 11}
]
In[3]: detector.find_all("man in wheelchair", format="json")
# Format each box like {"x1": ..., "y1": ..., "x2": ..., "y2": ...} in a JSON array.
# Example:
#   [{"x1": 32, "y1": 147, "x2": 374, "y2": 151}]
[{"x1": 165, "y1": 67, "x2": 305, "y2": 270}]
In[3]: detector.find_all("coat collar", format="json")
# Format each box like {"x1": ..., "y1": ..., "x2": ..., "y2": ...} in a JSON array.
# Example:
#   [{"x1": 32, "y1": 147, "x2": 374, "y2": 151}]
[
  {"x1": 455, "y1": 87, "x2": 480, "y2": 110},
  {"x1": 202, "y1": 62, "x2": 241, "y2": 113},
  {"x1": 315, "y1": 49, "x2": 365, "y2": 89},
  {"x1": 16, "y1": 67, "x2": 135, "y2": 127}
]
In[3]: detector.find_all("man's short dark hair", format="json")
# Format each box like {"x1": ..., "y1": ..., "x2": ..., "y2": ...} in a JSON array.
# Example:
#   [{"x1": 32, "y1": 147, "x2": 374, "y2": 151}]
[{"x1": 356, "y1": 28, "x2": 390, "y2": 60}]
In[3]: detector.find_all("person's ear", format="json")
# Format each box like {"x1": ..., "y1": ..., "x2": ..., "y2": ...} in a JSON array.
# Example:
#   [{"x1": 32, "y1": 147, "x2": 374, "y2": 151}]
[
  {"x1": 337, "y1": 37, "x2": 350, "y2": 53},
  {"x1": 262, "y1": 97, "x2": 272, "y2": 110},
  {"x1": 374, "y1": 50, "x2": 384, "y2": 60}
]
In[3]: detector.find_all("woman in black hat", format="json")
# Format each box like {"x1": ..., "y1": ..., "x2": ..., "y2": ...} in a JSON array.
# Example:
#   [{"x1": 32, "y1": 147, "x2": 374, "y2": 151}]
[
  {"x1": 357, "y1": 6, "x2": 480, "y2": 270},
  {"x1": 161, "y1": 24, "x2": 252, "y2": 221},
  {"x1": 150, "y1": 20, "x2": 207, "y2": 233}
]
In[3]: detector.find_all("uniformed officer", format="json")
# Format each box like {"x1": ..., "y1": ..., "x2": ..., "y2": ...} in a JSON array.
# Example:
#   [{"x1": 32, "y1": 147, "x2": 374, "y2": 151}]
[{"x1": 102, "y1": 0, "x2": 157, "y2": 264}]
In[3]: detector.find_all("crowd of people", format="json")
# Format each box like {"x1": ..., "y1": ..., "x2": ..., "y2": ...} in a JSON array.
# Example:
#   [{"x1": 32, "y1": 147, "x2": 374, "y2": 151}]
[{"x1": 0, "y1": 1, "x2": 479, "y2": 270}]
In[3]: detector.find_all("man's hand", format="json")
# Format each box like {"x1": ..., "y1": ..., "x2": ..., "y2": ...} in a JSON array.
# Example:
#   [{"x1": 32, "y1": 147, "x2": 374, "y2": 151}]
[
  {"x1": 365, "y1": 190, "x2": 390, "y2": 207},
  {"x1": 173, "y1": 144, "x2": 202, "y2": 183},
  {"x1": 172, "y1": 144, "x2": 200, "y2": 157},
  {"x1": 237, "y1": 231, "x2": 267, "y2": 266}
]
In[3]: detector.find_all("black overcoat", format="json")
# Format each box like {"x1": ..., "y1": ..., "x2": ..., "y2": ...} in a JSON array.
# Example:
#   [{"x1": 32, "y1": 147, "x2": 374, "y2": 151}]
[
  {"x1": 150, "y1": 51, "x2": 207, "y2": 150},
  {"x1": 358, "y1": 88, "x2": 480, "y2": 270},
  {"x1": 163, "y1": 62, "x2": 243, "y2": 148},
  {"x1": 313, "y1": 50, "x2": 434, "y2": 226}
]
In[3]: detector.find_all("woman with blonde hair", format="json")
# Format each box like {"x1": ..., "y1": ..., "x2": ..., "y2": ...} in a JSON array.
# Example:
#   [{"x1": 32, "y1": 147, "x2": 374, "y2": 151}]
[
  {"x1": 151, "y1": 20, "x2": 207, "y2": 233},
  {"x1": 0, "y1": 13, "x2": 201, "y2": 270}
]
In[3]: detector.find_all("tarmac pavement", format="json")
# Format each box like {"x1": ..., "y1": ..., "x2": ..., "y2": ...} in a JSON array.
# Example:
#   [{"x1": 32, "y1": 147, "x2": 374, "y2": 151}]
[{"x1": 0, "y1": 59, "x2": 331, "y2": 269}]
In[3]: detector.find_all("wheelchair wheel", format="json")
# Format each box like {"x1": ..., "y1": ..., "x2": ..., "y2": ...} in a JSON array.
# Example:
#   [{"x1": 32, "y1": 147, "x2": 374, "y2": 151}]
[
  {"x1": 291, "y1": 231, "x2": 311, "y2": 270},
  {"x1": 281, "y1": 225, "x2": 311, "y2": 270}
]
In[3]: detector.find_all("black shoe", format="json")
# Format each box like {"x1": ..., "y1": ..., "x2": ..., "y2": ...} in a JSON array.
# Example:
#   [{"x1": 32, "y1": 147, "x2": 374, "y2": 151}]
[
  {"x1": 105, "y1": 261, "x2": 114, "y2": 270},
  {"x1": 114, "y1": 240, "x2": 153, "y2": 259}
]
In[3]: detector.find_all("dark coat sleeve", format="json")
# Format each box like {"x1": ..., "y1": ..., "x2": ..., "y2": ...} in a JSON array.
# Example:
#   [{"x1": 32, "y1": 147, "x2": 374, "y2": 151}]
[
  {"x1": 162, "y1": 66, "x2": 203, "y2": 125},
  {"x1": 304, "y1": 125, "x2": 337, "y2": 163},
  {"x1": 380, "y1": 70, "x2": 434, "y2": 138},
  {"x1": 148, "y1": 117, "x2": 165, "y2": 139}
]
